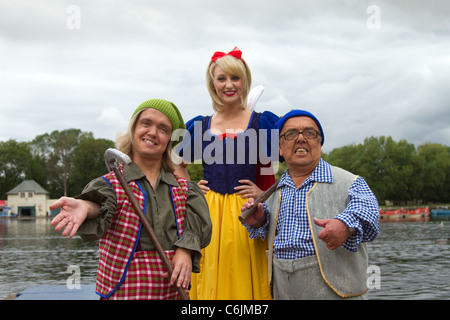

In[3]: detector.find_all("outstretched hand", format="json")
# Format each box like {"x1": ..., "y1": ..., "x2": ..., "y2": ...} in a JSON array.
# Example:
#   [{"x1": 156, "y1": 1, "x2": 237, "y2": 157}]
[{"x1": 49, "y1": 197, "x2": 91, "y2": 238}]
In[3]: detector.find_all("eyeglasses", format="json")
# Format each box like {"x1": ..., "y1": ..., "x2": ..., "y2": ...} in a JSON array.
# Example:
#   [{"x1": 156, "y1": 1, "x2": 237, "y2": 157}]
[{"x1": 280, "y1": 129, "x2": 321, "y2": 141}]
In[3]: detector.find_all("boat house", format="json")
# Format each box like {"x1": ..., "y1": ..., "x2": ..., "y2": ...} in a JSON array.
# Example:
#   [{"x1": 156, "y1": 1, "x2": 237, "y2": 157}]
[{"x1": 5, "y1": 180, "x2": 56, "y2": 218}]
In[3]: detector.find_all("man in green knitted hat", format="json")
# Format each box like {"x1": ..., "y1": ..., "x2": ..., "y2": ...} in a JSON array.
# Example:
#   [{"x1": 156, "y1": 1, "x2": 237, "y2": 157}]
[
  {"x1": 120, "y1": 98, "x2": 186, "y2": 173},
  {"x1": 50, "y1": 98, "x2": 212, "y2": 300},
  {"x1": 131, "y1": 98, "x2": 185, "y2": 132}
]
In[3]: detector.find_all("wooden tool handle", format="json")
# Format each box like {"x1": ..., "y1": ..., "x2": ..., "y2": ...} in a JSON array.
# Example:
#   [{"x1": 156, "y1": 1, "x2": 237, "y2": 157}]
[
  {"x1": 238, "y1": 180, "x2": 279, "y2": 222},
  {"x1": 112, "y1": 166, "x2": 189, "y2": 300}
]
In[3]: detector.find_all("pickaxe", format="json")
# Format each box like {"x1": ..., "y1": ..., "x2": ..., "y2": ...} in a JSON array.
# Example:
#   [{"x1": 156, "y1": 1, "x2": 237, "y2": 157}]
[{"x1": 104, "y1": 148, "x2": 189, "y2": 300}]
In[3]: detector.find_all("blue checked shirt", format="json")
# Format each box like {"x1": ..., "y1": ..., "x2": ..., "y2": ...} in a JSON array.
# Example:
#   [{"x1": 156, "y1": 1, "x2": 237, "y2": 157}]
[{"x1": 245, "y1": 159, "x2": 379, "y2": 260}]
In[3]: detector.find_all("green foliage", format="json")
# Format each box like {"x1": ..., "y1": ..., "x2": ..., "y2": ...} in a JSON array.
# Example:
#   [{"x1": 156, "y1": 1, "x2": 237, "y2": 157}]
[
  {"x1": 69, "y1": 137, "x2": 115, "y2": 195},
  {"x1": 0, "y1": 140, "x2": 33, "y2": 199},
  {"x1": 274, "y1": 161, "x2": 287, "y2": 180},
  {"x1": 416, "y1": 143, "x2": 450, "y2": 202},
  {"x1": 186, "y1": 163, "x2": 204, "y2": 183},
  {"x1": 324, "y1": 136, "x2": 450, "y2": 204},
  {"x1": 0, "y1": 130, "x2": 114, "y2": 199}
]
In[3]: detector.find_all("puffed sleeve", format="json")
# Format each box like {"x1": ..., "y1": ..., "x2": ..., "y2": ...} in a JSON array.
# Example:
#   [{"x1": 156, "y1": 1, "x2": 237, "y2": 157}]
[
  {"x1": 175, "y1": 115, "x2": 204, "y2": 164},
  {"x1": 74, "y1": 177, "x2": 117, "y2": 241},
  {"x1": 259, "y1": 110, "x2": 280, "y2": 130},
  {"x1": 172, "y1": 182, "x2": 212, "y2": 273}
]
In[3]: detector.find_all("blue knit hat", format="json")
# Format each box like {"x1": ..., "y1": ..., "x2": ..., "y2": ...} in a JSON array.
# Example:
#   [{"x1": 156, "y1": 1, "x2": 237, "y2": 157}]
[{"x1": 276, "y1": 109, "x2": 324, "y2": 146}]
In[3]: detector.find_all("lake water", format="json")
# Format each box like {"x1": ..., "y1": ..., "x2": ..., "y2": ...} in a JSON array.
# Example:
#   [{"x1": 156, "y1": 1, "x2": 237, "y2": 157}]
[
  {"x1": 0, "y1": 218, "x2": 98, "y2": 299},
  {"x1": 368, "y1": 216, "x2": 450, "y2": 300},
  {"x1": 1, "y1": 216, "x2": 449, "y2": 300}
]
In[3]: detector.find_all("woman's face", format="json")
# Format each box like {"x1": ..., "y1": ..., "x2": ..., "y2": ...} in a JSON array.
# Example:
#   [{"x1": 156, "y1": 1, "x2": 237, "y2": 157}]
[{"x1": 212, "y1": 65, "x2": 243, "y2": 106}]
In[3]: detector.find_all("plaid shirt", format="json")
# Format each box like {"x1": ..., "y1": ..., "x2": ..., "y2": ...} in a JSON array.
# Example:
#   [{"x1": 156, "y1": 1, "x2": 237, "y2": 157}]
[{"x1": 246, "y1": 159, "x2": 379, "y2": 260}]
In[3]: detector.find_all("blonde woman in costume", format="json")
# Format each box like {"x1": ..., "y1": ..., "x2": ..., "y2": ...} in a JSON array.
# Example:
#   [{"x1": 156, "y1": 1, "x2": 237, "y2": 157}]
[{"x1": 177, "y1": 47, "x2": 279, "y2": 299}]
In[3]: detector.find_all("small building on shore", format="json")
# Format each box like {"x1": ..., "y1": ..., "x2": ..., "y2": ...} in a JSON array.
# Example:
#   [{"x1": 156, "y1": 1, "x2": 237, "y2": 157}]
[{"x1": 5, "y1": 180, "x2": 58, "y2": 218}]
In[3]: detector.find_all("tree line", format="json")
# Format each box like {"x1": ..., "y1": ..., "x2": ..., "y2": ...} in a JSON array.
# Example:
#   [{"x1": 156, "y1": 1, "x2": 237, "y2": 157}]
[
  {"x1": 323, "y1": 136, "x2": 449, "y2": 205},
  {"x1": 0, "y1": 129, "x2": 114, "y2": 199},
  {"x1": 1, "y1": 131, "x2": 449, "y2": 205}
]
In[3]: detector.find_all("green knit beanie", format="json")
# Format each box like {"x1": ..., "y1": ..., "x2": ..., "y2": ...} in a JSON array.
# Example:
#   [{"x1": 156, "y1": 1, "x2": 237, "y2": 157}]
[{"x1": 131, "y1": 98, "x2": 185, "y2": 133}]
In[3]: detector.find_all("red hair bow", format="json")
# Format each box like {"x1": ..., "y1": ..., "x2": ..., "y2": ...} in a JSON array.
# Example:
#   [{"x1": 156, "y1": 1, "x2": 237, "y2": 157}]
[{"x1": 211, "y1": 46, "x2": 242, "y2": 62}]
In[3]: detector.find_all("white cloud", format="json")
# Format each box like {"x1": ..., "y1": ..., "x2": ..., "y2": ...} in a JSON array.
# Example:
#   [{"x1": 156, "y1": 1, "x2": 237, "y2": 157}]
[{"x1": 98, "y1": 107, "x2": 128, "y2": 131}]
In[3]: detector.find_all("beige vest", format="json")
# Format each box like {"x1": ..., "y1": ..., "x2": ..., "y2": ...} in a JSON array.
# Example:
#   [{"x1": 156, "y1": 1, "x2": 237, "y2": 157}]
[{"x1": 266, "y1": 165, "x2": 368, "y2": 298}]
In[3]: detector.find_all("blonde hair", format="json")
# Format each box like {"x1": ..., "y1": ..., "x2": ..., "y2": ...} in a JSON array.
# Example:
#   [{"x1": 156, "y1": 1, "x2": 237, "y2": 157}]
[
  {"x1": 116, "y1": 110, "x2": 177, "y2": 172},
  {"x1": 206, "y1": 55, "x2": 252, "y2": 112}
]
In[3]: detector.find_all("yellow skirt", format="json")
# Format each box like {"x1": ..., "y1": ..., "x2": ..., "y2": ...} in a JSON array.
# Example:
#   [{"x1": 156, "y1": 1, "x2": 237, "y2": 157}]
[{"x1": 190, "y1": 191, "x2": 271, "y2": 300}]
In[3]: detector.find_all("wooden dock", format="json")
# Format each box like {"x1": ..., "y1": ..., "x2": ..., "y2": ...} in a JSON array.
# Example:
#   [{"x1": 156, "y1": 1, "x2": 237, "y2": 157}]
[{"x1": 6, "y1": 284, "x2": 98, "y2": 300}]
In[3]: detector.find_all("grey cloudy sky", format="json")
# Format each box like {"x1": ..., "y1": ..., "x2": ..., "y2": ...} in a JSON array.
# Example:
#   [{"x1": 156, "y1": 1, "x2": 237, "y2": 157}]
[{"x1": 1, "y1": 0, "x2": 449, "y2": 152}]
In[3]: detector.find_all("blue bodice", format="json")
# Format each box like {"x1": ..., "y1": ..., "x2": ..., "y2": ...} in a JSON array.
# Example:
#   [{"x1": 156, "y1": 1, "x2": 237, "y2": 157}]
[{"x1": 178, "y1": 111, "x2": 279, "y2": 194}]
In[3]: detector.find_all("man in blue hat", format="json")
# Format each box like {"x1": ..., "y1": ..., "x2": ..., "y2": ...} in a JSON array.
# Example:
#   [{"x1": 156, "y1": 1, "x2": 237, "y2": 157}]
[{"x1": 242, "y1": 109, "x2": 379, "y2": 300}]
